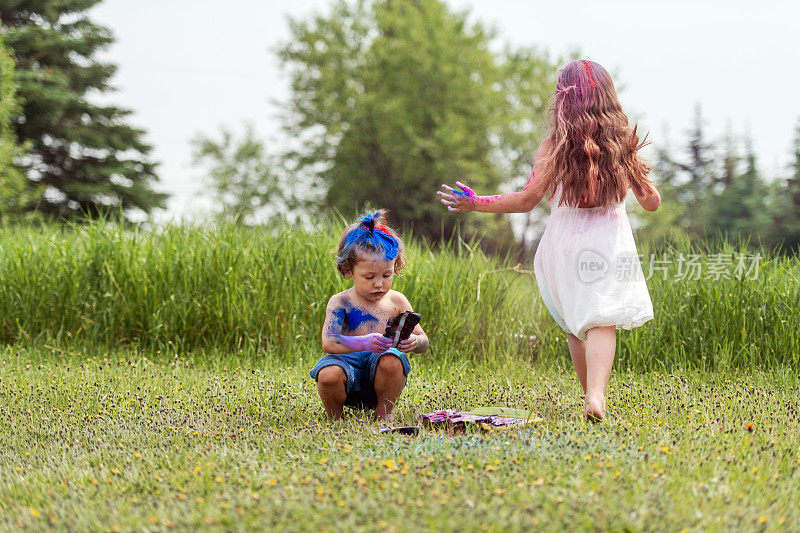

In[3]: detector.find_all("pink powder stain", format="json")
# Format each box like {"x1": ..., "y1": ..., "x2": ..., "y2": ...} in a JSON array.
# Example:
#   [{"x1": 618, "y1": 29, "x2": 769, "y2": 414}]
[
  {"x1": 582, "y1": 60, "x2": 596, "y2": 88},
  {"x1": 469, "y1": 169, "x2": 534, "y2": 206}
]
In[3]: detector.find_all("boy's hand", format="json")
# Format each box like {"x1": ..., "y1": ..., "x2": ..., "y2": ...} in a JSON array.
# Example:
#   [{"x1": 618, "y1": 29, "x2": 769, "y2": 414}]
[
  {"x1": 397, "y1": 334, "x2": 419, "y2": 353},
  {"x1": 438, "y1": 181, "x2": 477, "y2": 212},
  {"x1": 355, "y1": 333, "x2": 393, "y2": 353}
]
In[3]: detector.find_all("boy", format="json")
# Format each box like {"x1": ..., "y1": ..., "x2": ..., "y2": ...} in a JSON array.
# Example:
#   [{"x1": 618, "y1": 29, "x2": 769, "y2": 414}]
[{"x1": 310, "y1": 210, "x2": 428, "y2": 420}]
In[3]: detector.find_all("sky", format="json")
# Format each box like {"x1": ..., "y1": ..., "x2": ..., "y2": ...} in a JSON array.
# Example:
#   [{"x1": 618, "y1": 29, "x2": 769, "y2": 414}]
[{"x1": 89, "y1": 0, "x2": 800, "y2": 221}]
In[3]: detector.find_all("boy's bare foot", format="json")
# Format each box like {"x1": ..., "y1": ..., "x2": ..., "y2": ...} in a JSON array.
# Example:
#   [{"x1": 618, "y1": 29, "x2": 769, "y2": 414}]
[{"x1": 375, "y1": 411, "x2": 395, "y2": 422}]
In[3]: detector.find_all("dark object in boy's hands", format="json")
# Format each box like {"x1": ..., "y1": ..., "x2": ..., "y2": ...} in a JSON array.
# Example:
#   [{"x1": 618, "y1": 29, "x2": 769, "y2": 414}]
[{"x1": 383, "y1": 311, "x2": 421, "y2": 348}]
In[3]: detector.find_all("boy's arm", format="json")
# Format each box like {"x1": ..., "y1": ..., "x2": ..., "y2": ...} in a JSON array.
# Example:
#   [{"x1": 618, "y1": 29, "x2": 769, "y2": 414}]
[
  {"x1": 437, "y1": 138, "x2": 550, "y2": 214},
  {"x1": 394, "y1": 293, "x2": 429, "y2": 354},
  {"x1": 408, "y1": 324, "x2": 429, "y2": 354},
  {"x1": 322, "y1": 297, "x2": 392, "y2": 354}
]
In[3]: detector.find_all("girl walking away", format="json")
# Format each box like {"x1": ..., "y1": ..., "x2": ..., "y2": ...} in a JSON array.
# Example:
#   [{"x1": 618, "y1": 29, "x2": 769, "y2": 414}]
[{"x1": 438, "y1": 59, "x2": 661, "y2": 421}]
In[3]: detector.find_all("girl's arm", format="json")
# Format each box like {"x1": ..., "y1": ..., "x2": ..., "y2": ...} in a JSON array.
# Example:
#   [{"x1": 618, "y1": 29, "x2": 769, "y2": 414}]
[
  {"x1": 321, "y1": 298, "x2": 392, "y2": 354},
  {"x1": 439, "y1": 178, "x2": 542, "y2": 214},
  {"x1": 632, "y1": 182, "x2": 661, "y2": 212},
  {"x1": 437, "y1": 139, "x2": 550, "y2": 214}
]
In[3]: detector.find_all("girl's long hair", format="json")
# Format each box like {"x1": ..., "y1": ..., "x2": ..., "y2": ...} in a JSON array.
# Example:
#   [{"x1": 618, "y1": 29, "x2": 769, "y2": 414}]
[{"x1": 537, "y1": 60, "x2": 653, "y2": 207}]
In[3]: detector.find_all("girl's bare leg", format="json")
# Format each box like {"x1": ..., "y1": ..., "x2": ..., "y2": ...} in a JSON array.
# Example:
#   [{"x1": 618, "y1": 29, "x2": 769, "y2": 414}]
[
  {"x1": 373, "y1": 354, "x2": 406, "y2": 421},
  {"x1": 567, "y1": 333, "x2": 587, "y2": 394},
  {"x1": 584, "y1": 326, "x2": 616, "y2": 420},
  {"x1": 316, "y1": 366, "x2": 347, "y2": 420}
]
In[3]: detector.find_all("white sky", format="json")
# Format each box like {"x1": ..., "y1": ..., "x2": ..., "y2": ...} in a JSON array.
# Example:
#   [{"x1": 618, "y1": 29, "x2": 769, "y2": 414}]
[{"x1": 90, "y1": 0, "x2": 800, "y2": 221}]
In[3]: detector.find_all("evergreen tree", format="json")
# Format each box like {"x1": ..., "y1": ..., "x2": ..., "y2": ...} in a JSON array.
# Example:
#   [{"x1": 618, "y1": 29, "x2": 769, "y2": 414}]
[
  {"x1": 277, "y1": 0, "x2": 557, "y2": 244},
  {"x1": 0, "y1": 36, "x2": 32, "y2": 218},
  {"x1": 677, "y1": 105, "x2": 717, "y2": 238},
  {"x1": 736, "y1": 137, "x2": 770, "y2": 239},
  {"x1": 719, "y1": 124, "x2": 739, "y2": 188},
  {"x1": 650, "y1": 106, "x2": 717, "y2": 240},
  {"x1": 0, "y1": 0, "x2": 167, "y2": 219},
  {"x1": 771, "y1": 119, "x2": 800, "y2": 252},
  {"x1": 631, "y1": 127, "x2": 687, "y2": 246},
  {"x1": 704, "y1": 134, "x2": 768, "y2": 245}
]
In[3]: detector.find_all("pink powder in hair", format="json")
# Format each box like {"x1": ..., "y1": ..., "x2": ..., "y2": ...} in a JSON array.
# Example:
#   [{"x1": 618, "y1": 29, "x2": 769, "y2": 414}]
[{"x1": 582, "y1": 60, "x2": 596, "y2": 88}]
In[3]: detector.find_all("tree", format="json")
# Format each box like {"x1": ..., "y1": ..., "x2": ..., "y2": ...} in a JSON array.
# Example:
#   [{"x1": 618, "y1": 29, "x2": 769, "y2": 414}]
[
  {"x1": 719, "y1": 124, "x2": 739, "y2": 189},
  {"x1": 0, "y1": 0, "x2": 167, "y2": 219},
  {"x1": 0, "y1": 36, "x2": 32, "y2": 219},
  {"x1": 276, "y1": 0, "x2": 557, "y2": 244},
  {"x1": 770, "y1": 119, "x2": 800, "y2": 252},
  {"x1": 651, "y1": 105, "x2": 727, "y2": 241},
  {"x1": 494, "y1": 45, "x2": 558, "y2": 256},
  {"x1": 677, "y1": 105, "x2": 718, "y2": 238},
  {"x1": 191, "y1": 123, "x2": 285, "y2": 225},
  {"x1": 631, "y1": 127, "x2": 687, "y2": 246},
  {"x1": 702, "y1": 134, "x2": 769, "y2": 245},
  {"x1": 733, "y1": 137, "x2": 770, "y2": 239}
]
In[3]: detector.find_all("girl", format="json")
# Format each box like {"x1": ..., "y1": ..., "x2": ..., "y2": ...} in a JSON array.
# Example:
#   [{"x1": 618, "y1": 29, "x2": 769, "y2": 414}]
[{"x1": 437, "y1": 59, "x2": 660, "y2": 421}]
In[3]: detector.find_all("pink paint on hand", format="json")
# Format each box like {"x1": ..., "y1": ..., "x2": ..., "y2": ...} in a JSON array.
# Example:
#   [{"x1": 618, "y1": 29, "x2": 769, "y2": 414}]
[
  {"x1": 475, "y1": 193, "x2": 503, "y2": 206},
  {"x1": 455, "y1": 181, "x2": 476, "y2": 197}
]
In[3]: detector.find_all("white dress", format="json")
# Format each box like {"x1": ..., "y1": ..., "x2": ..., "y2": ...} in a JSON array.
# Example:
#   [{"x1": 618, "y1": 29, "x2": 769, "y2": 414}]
[{"x1": 533, "y1": 184, "x2": 654, "y2": 340}]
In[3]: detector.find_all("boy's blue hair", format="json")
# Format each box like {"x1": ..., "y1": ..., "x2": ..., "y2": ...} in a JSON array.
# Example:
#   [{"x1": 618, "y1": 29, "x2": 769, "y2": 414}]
[{"x1": 336, "y1": 210, "x2": 405, "y2": 275}]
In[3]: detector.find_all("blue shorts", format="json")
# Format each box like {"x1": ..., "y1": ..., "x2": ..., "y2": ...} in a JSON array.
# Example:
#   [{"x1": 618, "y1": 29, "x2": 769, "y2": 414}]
[{"x1": 309, "y1": 348, "x2": 412, "y2": 410}]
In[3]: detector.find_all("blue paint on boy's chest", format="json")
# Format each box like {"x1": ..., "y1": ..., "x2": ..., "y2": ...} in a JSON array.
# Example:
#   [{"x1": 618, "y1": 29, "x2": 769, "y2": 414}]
[
  {"x1": 332, "y1": 304, "x2": 379, "y2": 332},
  {"x1": 344, "y1": 306, "x2": 379, "y2": 331}
]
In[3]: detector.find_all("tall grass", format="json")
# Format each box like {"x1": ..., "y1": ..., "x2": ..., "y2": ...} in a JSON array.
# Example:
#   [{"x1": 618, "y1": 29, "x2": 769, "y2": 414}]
[
  {"x1": 620, "y1": 238, "x2": 800, "y2": 370},
  {"x1": 0, "y1": 222, "x2": 540, "y2": 361},
  {"x1": 0, "y1": 221, "x2": 797, "y2": 369}
]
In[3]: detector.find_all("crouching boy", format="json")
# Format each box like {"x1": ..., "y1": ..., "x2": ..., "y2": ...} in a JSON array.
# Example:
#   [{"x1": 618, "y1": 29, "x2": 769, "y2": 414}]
[{"x1": 310, "y1": 210, "x2": 428, "y2": 420}]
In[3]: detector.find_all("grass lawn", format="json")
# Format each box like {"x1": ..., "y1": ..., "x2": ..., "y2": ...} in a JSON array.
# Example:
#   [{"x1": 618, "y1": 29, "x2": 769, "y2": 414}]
[{"x1": 1, "y1": 346, "x2": 798, "y2": 531}]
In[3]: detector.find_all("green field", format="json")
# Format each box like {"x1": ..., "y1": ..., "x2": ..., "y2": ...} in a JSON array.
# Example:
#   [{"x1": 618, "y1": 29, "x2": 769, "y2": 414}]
[
  {"x1": 1, "y1": 223, "x2": 799, "y2": 531},
  {"x1": 1, "y1": 347, "x2": 798, "y2": 531}
]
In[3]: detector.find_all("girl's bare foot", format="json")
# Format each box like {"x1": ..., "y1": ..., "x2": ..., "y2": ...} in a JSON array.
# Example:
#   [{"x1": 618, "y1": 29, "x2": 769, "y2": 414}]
[{"x1": 585, "y1": 395, "x2": 606, "y2": 422}]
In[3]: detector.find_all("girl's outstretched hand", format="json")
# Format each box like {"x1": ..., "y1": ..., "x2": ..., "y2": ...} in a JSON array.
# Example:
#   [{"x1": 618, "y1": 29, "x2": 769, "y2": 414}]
[{"x1": 438, "y1": 181, "x2": 477, "y2": 212}]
